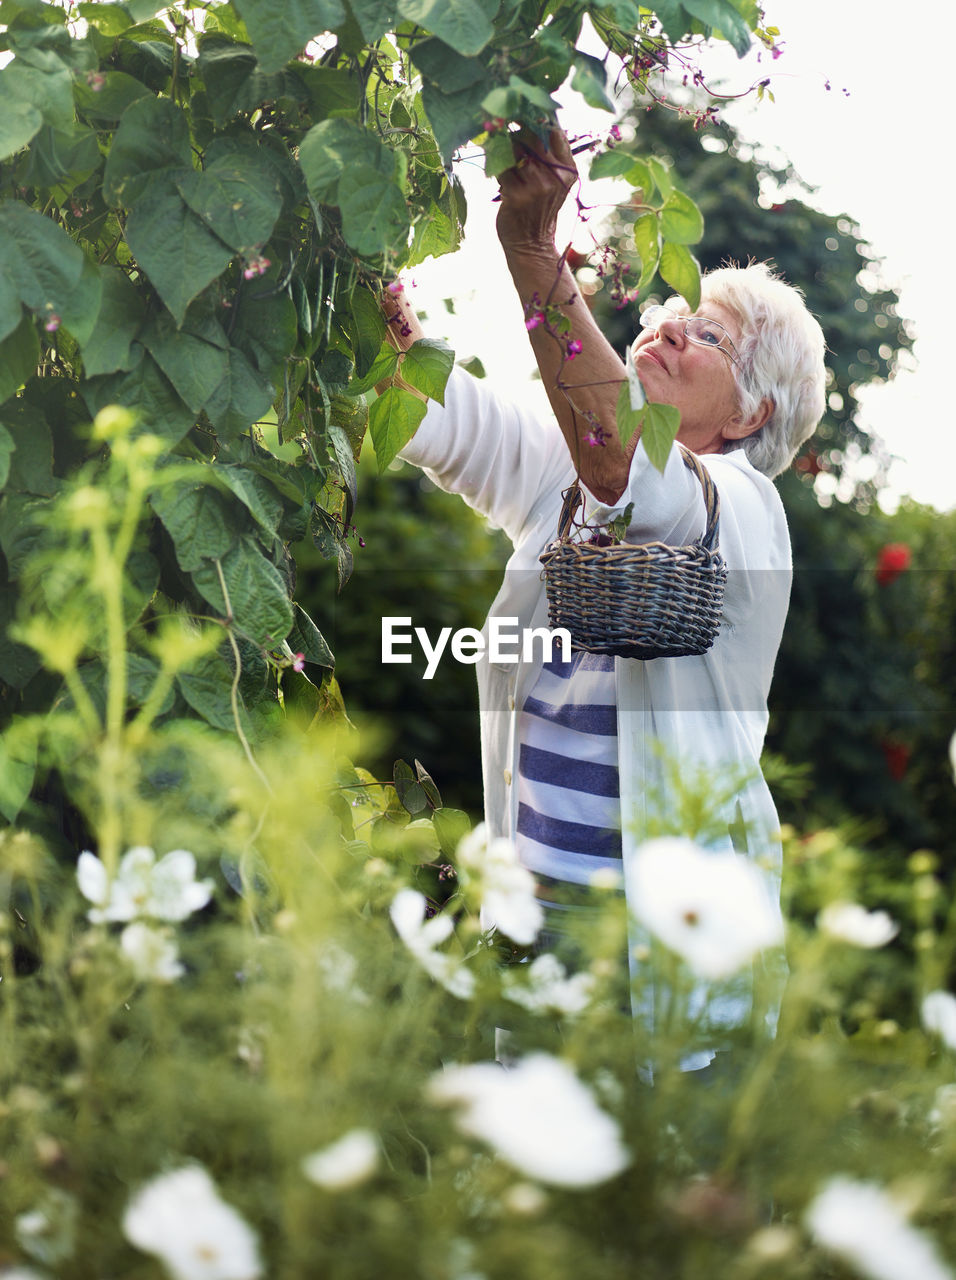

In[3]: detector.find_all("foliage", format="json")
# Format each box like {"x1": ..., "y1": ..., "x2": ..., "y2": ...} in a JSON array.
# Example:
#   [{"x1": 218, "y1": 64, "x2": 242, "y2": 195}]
[
  {"x1": 3, "y1": 570, "x2": 956, "y2": 1275},
  {"x1": 0, "y1": 0, "x2": 771, "y2": 835},
  {"x1": 588, "y1": 106, "x2": 915, "y2": 502},
  {"x1": 768, "y1": 477, "x2": 956, "y2": 866}
]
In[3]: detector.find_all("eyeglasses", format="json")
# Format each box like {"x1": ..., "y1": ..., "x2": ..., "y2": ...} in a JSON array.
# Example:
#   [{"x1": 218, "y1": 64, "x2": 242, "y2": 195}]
[{"x1": 639, "y1": 304, "x2": 741, "y2": 367}]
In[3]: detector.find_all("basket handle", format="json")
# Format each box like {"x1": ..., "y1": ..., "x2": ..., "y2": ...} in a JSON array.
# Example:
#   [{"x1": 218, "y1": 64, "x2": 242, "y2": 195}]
[
  {"x1": 556, "y1": 444, "x2": 722, "y2": 549},
  {"x1": 676, "y1": 444, "x2": 722, "y2": 552}
]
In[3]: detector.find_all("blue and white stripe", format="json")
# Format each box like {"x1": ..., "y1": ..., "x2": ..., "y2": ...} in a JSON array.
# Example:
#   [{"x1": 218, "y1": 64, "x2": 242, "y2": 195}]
[{"x1": 515, "y1": 652, "x2": 622, "y2": 885}]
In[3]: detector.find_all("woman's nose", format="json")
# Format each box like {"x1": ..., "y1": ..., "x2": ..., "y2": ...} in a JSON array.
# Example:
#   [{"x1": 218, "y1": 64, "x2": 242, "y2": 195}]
[{"x1": 654, "y1": 313, "x2": 685, "y2": 345}]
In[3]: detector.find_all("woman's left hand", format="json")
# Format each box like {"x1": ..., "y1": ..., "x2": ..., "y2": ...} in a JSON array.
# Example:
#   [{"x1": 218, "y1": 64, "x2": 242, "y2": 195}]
[{"x1": 495, "y1": 127, "x2": 578, "y2": 256}]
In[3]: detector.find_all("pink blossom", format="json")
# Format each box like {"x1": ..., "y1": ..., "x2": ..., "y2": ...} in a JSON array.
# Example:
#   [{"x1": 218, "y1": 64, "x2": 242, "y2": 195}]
[
  {"x1": 242, "y1": 254, "x2": 270, "y2": 280},
  {"x1": 525, "y1": 312, "x2": 545, "y2": 331},
  {"x1": 387, "y1": 280, "x2": 404, "y2": 295},
  {"x1": 566, "y1": 339, "x2": 583, "y2": 360},
  {"x1": 292, "y1": 652, "x2": 305, "y2": 672},
  {"x1": 584, "y1": 431, "x2": 606, "y2": 448},
  {"x1": 86, "y1": 71, "x2": 106, "y2": 91},
  {"x1": 608, "y1": 124, "x2": 622, "y2": 142},
  {"x1": 44, "y1": 313, "x2": 61, "y2": 333}
]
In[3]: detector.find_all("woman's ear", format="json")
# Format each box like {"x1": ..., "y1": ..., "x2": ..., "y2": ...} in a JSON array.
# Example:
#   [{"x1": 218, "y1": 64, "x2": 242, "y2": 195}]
[{"x1": 723, "y1": 396, "x2": 774, "y2": 442}]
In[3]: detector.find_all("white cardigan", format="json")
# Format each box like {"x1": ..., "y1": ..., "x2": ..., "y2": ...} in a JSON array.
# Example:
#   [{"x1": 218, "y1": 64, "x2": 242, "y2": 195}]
[{"x1": 399, "y1": 366, "x2": 790, "y2": 975}]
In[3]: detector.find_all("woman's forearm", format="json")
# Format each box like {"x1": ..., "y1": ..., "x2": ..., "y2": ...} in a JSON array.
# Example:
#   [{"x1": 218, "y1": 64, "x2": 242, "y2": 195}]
[{"x1": 502, "y1": 242, "x2": 634, "y2": 503}]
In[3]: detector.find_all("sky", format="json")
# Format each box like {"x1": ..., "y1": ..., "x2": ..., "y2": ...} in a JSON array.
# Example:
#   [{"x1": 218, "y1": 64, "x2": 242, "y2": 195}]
[{"x1": 408, "y1": 0, "x2": 954, "y2": 514}]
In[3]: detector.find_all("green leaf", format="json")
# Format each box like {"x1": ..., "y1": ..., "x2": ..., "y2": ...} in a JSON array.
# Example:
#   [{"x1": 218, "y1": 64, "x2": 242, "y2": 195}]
[
  {"x1": 0, "y1": 202, "x2": 86, "y2": 314},
  {"x1": 393, "y1": 757, "x2": 429, "y2": 815},
  {"x1": 177, "y1": 155, "x2": 282, "y2": 254},
  {"x1": 396, "y1": 0, "x2": 497, "y2": 57},
  {"x1": 660, "y1": 189, "x2": 704, "y2": 245},
  {"x1": 0, "y1": 718, "x2": 38, "y2": 824},
  {"x1": 299, "y1": 117, "x2": 393, "y2": 201},
  {"x1": 149, "y1": 474, "x2": 235, "y2": 573},
  {"x1": 73, "y1": 68, "x2": 150, "y2": 122},
  {"x1": 646, "y1": 155, "x2": 674, "y2": 199},
  {"x1": 102, "y1": 94, "x2": 192, "y2": 206},
  {"x1": 349, "y1": 286, "x2": 387, "y2": 380},
  {"x1": 681, "y1": 0, "x2": 752, "y2": 54},
  {"x1": 406, "y1": 204, "x2": 460, "y2": 267},
  {"x1": 571, "y1": 53, "x2": 614, "y2": 112},
  {"x1": 421, "y1": 80, "x2": 487, "y2": 166},
  {"x1": 124, "y1": 182, "x2": 233, "y2": 326},
  {"x1": 81, "y1": 353, "x2": 196, "y2": 447},
  {"x1": 632, "y1": 212, "x2": 661, "y2": 284},
  {"x1": 210, "y1": 464, "x2": 285, "y2": 539},
  {"x1": 286, "y1": 602, "x2": 334, "y2": 668},
  {"x1": 0, "y1": 59, "x2": 74, "y2": 133},
  {"x1": 433, "y1": 806, "x2": 470, "y2": 855},
  {"x1": 141, "y1": 313, "x2": 230, "y2": 414},
  {"x1": 408, "y1": 36, "x2": 486, "y2": 92},
  {"x1": 232, "y1": 0, "x2": 347, "y2": 74},
  {"x1": 337, "y1": 165, "x2": 410, "y2": 257},
  {"x1": 348, "y1": 342, "x2": 398, "y2": 396},
  {"x1": 503, "y1": 73, "x2": 559, "y2": 115},
  {"x1": 640, "y1": 401, "x2": 681, "y2": 473},
  {"x1": 659, "y1": 241, "x2": 701, "y2": 311},
  {"x1": 0, "y1": 401, "x2": 58, "y2": 496},
  {"x1": 0, "y1": 313, "x2": 41, "y2": 409},
  {"x1": 202, "y1": 348, "x2": 275, "y2": 439},
  {"x1": 0, "y1": 87, "x2": 42, "y2": 160},
  {"x1": 80, "y1": 266, "x2": 145, "y2": 377},
  {"x1": 0, "y1": 423, "x2": 14, "y2": 490},
  {"x1": 483, "y1": 132, "x2": 515, "y2": 179},
  {"x1": 190, "y1": 536, "x2": 294, "y2": 647},
  {"x1": 76, "y1": 3, "x2": 137, "y2": 36},
  {"x1": 368, "y1": 385, "x2": 427, "y2": 472},
  {"x1": 615, "y1": 380, "x2": 643, "y2": 453},
  {"x1": 175, "y1": 650, "x2": 252, "y2": 734},
  {"x1": 346, "y1": 0, "x2": 397, "y2": 41},
  {"x1": 399, "y1": 338, "x2": 454, "y2": 404},
  {"x1": 624, "y1": 157, "x2": 654, "y2": 197},
  {"x1": 0, "y1": 270, "x2": 23, "y2": 347},
  {"x1": 57, "y1": 251, "x2": 103, "y2": 349},
  {"x1": 588, "y1": 148, "x2": 636, "y2": 181}
]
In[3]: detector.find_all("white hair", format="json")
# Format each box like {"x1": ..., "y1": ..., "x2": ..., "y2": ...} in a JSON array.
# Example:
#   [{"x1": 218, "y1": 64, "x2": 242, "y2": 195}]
[{"x1": 696, "y1": 262, "x2": 827, "y2": 478}]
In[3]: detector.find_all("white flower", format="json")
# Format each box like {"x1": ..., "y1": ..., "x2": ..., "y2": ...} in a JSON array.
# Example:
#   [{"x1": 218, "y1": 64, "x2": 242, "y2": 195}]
[
  {"x1": 14, "y1": 1188, "x2": 78, "y2": 1265},
  {"x1": 301, "y1": 1129, "x2": 380, "y2": 1191},
  {"x1": 428, "y1": 1053, "x2": 631, "y2": 1188},
  {"x1": 456, "y1": 823, "x2": 543, "y2": 945},
  {"x1": 627, "y1": 838, "x2": 784, "y2": 980},
  {"x1": 77, "y1": 846, "x2": 213, "y2": 924},
  {"x1": 805, "y1": 1175, "x2": 954, "y2": 1280},
  {"x1": 121, "y1": 922, "x2": 185, "y2": 983},
  {"x1": 390, "y1": 888, "x2": 475, "y2": 999},
  {"x1": 818, "y1": 902, "x2": 899, "y2": 949},
  {"x1": 922, "y1": 990, "x2": 956, "y2": 1050},
  {"x1": 501, "y1": 953, "x2": 596, "y2": 1016},
  {"x1": 123, "y1": 1165, "x2": 262, "y2": 1280}
]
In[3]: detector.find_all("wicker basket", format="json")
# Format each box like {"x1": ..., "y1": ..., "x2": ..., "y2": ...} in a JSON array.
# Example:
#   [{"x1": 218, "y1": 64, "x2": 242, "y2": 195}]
[{"x1": 539, "y1": 445, "x2": 728, "y2": 660}]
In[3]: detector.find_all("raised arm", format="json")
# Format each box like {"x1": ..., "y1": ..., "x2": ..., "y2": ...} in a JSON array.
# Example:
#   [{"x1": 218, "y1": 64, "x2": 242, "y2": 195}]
[{"x1": 495, "y1": 129, "x2": 636, "y2": 504}]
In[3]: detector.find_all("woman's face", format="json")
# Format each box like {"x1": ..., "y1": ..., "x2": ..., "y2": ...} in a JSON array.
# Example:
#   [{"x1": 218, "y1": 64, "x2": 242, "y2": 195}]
[{"x1": 631, "y1": 300, "x2": 752, "y2": 455}]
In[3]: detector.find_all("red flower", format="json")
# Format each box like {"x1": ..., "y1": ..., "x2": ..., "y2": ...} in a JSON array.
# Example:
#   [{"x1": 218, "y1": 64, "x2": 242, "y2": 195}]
[
  {"x1": 875, "y1": 543, "x2": 911, "y2": 586},
  {"x1": 879, "y1": 739, "x2": 910, "y2": 781}
]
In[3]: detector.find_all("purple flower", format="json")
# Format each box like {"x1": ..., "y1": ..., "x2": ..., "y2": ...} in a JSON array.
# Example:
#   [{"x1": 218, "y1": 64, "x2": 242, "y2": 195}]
[
  {"x1": 525, "y1": 312, "x2": 545, "y2": 331},
  {"x1": 608, "y1": 124, "x2": 622, "y2": 142},
  {"x1": 387, "y1": 281, "x2": 404, "y2": 295},
  {"x1": 44, "y1": 313, "x2": 61, "y2": 333},
  {"x1": 566, "y1": 338, "x2": 583, "y2": 360},
  {"x1": 292, "y1": 652, "x2": 305, "y2": 672}
]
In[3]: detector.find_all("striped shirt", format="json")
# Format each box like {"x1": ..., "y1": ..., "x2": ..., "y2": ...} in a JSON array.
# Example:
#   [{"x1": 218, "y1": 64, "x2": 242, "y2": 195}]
[{"x1": 515, "y1": 652, "x2": 622, "y2": 885}]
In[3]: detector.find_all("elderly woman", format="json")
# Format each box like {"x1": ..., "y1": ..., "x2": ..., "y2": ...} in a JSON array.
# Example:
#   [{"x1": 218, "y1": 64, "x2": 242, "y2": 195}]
[{"x1": 387, "y1": 129, "x2": 825, "y2": 1029}]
